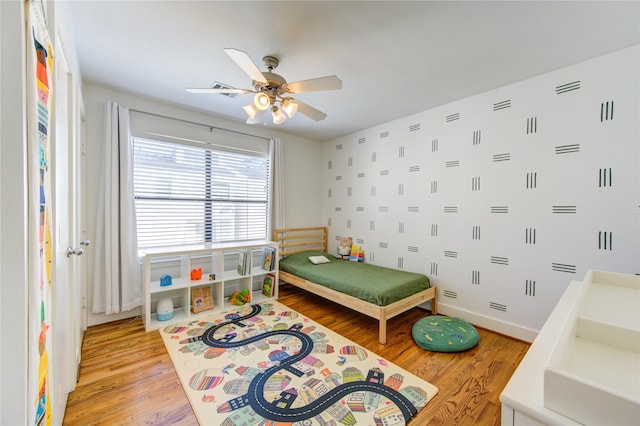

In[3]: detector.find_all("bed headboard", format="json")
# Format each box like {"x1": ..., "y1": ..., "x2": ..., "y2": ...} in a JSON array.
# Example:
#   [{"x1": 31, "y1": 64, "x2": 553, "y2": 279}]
[{"x1": 273, "y1": 227, "x2": 327, "y2": 257}]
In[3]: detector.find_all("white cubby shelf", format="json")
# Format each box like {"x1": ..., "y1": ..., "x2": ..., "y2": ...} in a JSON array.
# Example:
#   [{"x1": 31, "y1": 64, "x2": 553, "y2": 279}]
[{"x1": 141, "y1": 240, "x2": 279, "y2": 331}]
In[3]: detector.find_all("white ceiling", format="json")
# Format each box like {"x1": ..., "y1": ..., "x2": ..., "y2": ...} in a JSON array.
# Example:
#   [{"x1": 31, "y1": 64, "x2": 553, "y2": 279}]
[{"x1": 66, "y1": 1, "x2": 640, "y2": 141}]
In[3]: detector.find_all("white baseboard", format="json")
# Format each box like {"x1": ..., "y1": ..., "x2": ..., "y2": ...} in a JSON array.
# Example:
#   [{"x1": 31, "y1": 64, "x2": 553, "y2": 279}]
[
  {"x1": 87, "y1": 307, "x2": 141, "y2": 327},
  {"x1": 419, "y1": 301, "x2": 538, "y2": 343}
]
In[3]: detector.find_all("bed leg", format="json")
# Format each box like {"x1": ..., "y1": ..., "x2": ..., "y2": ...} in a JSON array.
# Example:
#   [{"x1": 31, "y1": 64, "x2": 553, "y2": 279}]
[
  {"x1": 432, "y1": 291, "x2": 438, "y2": 315},
  {"x1": 379, "y1": 309, "x2": 387, "y2": 344},
  {"x1": 379, "y1": 323, "x2": 387, "y2": 345}
]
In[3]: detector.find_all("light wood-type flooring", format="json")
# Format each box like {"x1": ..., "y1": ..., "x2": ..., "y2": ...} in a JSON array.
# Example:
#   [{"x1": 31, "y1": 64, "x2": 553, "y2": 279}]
[{"x1": 64, "y1": 283, "x2": 530, "y2": 425}]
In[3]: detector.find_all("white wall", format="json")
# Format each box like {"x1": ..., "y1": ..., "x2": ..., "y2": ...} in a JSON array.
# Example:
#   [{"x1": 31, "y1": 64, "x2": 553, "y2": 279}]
[
  {"x1": 82, "y1": 83, "x2": 324, "y2": 325},
  {"x1": 323, "y1": 46, "x2": 640, "y2": 341},
  {"x1": 0, "y1": 2, "x2": 29, "y2": 424},
  {"x1": 1, "y1": 1, "x2": 85, "y2": 422}
]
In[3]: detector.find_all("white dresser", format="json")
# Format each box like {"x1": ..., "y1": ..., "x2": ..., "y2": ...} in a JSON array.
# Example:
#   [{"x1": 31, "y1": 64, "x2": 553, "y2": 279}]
[{"x1": 501, "y1": 270, "x2": 640, "y2": 425}]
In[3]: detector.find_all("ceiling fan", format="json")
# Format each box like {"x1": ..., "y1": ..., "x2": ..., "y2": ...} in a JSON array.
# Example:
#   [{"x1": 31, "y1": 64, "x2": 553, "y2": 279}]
[{"x1": 187, "y1": 48, "x2": 342, "y2": 124}]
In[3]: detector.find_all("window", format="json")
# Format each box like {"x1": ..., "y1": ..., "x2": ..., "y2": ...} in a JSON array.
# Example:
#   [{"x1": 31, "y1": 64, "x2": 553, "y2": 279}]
[{"x1": 132, "y1": 137, "x2": 270, "y2": 249}]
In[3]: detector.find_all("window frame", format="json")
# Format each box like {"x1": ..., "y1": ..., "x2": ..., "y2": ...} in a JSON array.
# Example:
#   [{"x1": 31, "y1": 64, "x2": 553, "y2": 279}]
[{"x1": 131, "y1": 135, "x2": 272, "y2": 250}]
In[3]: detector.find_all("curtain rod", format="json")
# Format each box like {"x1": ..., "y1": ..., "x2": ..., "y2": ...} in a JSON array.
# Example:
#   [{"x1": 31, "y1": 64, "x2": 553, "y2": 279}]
[{"x1": 129, "y1": 108, "x2": 270, "y2": 142}]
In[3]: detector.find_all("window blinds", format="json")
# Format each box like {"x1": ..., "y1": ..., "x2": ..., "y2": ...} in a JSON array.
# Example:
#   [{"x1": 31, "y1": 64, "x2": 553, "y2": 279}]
[{"x1": 132, "y1": 137, "x2": 269, "y2": 249}]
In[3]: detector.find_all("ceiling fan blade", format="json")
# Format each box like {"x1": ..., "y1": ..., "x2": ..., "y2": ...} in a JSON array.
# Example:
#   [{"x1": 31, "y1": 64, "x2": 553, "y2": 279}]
[
  {"x1": 224, "y1": 48, "x2": 268, "y2": 84},
  {"x1": 284, "y1": 75, "x2": 342, "y2": 94},
  {"x1": 292, "y1": 99, "x2": 327, "y2": 121},
  {"x1": 186, "y1": 88, "x2": 250, "y2": 94}
]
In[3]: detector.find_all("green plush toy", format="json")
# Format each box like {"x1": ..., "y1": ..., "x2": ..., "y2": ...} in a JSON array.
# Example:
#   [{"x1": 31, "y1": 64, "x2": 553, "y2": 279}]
[{"x1": 229, "y1": 288, "x2": 250, "y2": 305}]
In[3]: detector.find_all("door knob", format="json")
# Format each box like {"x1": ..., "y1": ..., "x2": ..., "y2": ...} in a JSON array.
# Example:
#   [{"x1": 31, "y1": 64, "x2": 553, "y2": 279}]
[{"x1": 66, "y1": 246, "x2": 85, "y2": 257}]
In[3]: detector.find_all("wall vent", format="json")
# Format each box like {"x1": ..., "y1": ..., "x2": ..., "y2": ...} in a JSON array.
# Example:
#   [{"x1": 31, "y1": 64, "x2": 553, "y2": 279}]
[{"x1": 210, "y1": 81, "x2": 239, "y2": 98}]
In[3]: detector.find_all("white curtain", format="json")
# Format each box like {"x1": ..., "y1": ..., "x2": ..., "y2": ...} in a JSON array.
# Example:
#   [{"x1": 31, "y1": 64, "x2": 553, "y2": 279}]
[
  {"x1": 92, "y1": 102, "x2": 141, "y2": 314},
  {"x1": 270, "y1": 138, "x2": 286, "y2": 236}
]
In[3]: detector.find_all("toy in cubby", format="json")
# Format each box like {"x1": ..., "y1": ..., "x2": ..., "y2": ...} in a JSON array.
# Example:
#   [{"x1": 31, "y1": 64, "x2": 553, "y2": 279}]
[
  {"x1": 229, "y1": 289, "x2": 250, "y2": 305},
  {"x1": 190, "y1": 268, "x2": 203, "y2": 280},
  {"x1": 160, "y1": 274, "x2": 172, "y2": 287}
]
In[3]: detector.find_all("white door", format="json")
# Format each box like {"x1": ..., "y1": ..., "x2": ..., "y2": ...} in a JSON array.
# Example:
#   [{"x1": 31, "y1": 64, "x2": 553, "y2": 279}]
[{"x1": 51, "y1": 37, "x2": 84, "y2": 423}]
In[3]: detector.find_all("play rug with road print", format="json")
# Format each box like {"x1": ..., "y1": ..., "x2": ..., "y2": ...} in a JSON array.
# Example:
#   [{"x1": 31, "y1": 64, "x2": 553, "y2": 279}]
[{"x1": 160, "y1": 300, "x2": 438, "y2": 425}]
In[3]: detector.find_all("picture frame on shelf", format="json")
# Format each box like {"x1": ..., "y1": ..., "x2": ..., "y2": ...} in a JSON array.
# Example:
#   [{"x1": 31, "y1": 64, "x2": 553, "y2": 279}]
[{"x1": 191, "y1": 286, "x2": 213, "y2": 314}]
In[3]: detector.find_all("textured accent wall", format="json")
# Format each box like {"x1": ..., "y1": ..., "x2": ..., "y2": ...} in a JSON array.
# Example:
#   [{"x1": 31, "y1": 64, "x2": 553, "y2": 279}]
[{"x1": 322, "y1": 46, "x2": 639, "y2": 337}]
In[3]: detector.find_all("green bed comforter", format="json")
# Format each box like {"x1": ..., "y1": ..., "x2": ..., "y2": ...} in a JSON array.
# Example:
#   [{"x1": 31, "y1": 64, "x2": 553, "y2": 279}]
[{"x1": 279, "y1": 250, "x2": 430, "y2": 306}]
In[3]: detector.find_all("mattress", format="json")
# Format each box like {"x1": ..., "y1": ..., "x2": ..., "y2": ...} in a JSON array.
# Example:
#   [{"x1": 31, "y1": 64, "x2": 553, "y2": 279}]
[{"x1": 279, "y1": 250, "x2": 430, "y2": 306}]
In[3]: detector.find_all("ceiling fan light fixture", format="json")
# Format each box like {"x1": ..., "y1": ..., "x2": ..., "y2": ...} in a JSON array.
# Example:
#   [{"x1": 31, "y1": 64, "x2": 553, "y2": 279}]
[
  {"x1": 243, "y1": 103, "x2": 259, "y2": 120},
  {"x1": 281, "y1": 98, "x2": 298, "y2": 118},
  {"x1": 246, "y1": 108, "x2": 265, "y2": 124},
  {"x1": 253, "y1": 92, "x2": 271, "y2": 110},
  {"x1": 272, "y1": 106, "x2": 286, "y2": 124}
]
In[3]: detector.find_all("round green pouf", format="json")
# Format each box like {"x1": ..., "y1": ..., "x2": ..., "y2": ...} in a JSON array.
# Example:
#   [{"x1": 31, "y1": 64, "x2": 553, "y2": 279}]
[{"x1": 412, "y1": 316, "x2": 480, "y2": 352}]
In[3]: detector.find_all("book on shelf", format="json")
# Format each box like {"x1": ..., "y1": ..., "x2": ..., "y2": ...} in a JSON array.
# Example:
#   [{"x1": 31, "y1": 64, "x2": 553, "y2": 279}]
[
  {"x1": 237, "y1": 250, "x2": 250, "y2": 275},
  {"x1": 262, "y1": 273, "x2": 276, "y2": 297},
  {"x1": 261, "y1": 246, "x2": 276, "y2": 271}
]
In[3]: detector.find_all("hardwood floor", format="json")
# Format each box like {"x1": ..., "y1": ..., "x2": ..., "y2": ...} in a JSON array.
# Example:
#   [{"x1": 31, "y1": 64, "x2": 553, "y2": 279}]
[{"x1": 64, "y1": 284, "x2": 530, "y2": 425}]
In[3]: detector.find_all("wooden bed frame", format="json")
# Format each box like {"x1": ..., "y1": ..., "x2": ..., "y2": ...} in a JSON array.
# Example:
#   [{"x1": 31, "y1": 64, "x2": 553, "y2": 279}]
[{"x1": 273, "y1": 226, "x2": 437, "y2": 344}]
